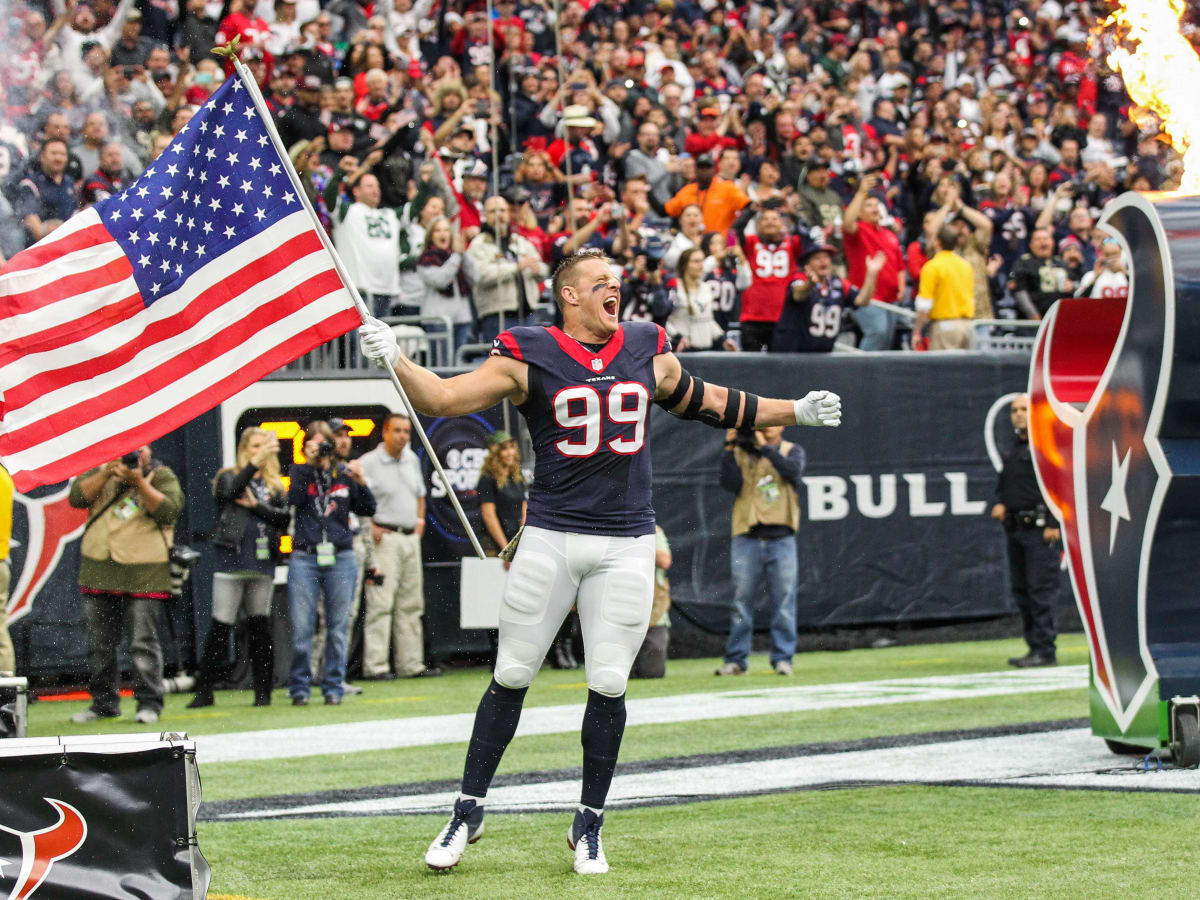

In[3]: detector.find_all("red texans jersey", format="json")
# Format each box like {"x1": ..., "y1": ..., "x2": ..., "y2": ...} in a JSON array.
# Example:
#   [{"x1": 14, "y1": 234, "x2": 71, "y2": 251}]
[
  {"x1": 741, "y1": 234, "x2": 803, "y2": 322},
  {"x1": 489, "y1": 322, "x2": 670, "y2": 536}
]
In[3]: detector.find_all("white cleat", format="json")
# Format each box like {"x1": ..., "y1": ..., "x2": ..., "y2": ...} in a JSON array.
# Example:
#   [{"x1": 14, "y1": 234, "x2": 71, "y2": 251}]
[
  {"x1": 425, "y1": 798, "x2": 485, "y2": 870},
  {"x1": 568, "y1": 809, "x2": 609, "y2": 875}
]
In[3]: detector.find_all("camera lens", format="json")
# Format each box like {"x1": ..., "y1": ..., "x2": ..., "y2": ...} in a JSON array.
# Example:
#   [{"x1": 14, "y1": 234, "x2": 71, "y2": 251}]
[{"x1": 121, "y1": 451, "x2": 139, "y2": 467}]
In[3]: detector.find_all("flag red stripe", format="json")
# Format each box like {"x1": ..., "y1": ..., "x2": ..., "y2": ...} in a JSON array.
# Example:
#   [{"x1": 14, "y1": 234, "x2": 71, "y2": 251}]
[
  {"x1": 0, "y1": 292, "x2": 145, "y2": 370},
  {"x1": 1, "y1": 270, "x2": 346, "y2": 456},
  {"x1": 0, "y1": 222, "x2": 112, "y2": 277},
  {"x1": 8, "y1": 308, "x2": 362, "y2": 492},
  {"x1": 1, "y1": 230, "x2": 325, "y2": 411},
  {"x1": 1, "y1": 252, "x2": 133, "y2": 317}
]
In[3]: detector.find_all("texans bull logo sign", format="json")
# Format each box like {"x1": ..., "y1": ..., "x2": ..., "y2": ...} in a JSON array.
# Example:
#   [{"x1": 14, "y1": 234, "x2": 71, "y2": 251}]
[
  {"x1": 6, "y1": 484, "x2": 87, "y2": 626},
  {"x1": 0, "y1": 799, "x2": 87, "y2": 900},
  {"x1": 1028, "y1": 190, "x2": 1177, "y2": 734}
]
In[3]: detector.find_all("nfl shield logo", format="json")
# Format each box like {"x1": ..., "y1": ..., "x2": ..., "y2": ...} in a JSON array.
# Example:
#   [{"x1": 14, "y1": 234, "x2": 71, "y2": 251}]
[{"x1": 591, "y1": 358, "x2": 603, "y2": 371}]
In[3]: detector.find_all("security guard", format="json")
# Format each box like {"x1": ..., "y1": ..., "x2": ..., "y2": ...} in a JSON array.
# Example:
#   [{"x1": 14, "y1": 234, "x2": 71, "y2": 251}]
[{"x1": 990, "y1": 393, "x2": 1060, "y2": 667}]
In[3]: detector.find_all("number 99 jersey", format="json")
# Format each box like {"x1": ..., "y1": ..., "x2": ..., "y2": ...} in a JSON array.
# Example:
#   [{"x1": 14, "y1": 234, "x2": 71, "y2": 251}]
[{"x1": 490, "y1": 322, "x2": 670, "y2": 537}]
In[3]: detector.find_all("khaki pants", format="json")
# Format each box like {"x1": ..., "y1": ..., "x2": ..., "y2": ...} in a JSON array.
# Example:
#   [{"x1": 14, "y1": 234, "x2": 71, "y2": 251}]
[
  {"x1": 929, "y1": 318, "x2": 973, "y2": 350},
  {"x1": 0, "y1": 560, "x2": 13, "y2": 674},
  {"x1": 363, "y1": 531, "x2": 425, "y2": 677}
]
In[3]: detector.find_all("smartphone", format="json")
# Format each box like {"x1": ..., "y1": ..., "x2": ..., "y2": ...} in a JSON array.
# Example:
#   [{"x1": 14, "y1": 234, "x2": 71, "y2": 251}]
[
  {"x1": 475, "y1": 100, "x2": 489, "y2": 115},
  {"x1": 570, "y1": 82, "x2": 586, "y2": 90}
]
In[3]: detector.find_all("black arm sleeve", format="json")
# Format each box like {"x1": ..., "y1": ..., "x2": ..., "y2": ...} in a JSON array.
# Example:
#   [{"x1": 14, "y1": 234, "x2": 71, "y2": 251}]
[{"x1": 213, "y1": 464, "x2": 258, "y2": 505}]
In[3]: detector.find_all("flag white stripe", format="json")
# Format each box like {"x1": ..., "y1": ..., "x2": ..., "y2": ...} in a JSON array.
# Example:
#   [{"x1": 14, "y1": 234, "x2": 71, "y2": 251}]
[
  {"x1": 1, "y1": 287, "x2": 353, "y2": 474},
  {"x1": 0, "y1": 247, "x2": 338, "y2": 431},
  {"x1": 0, "y1": 211, "x2": 321, "y2": 393},
  {"x1": 0, "y1": 236, "x2": 125, "y2": 297},
  {"x1": 0, "y1": 272, "x2": 138, "y2": 349},
  {"x1": 0, "y1": 206, "x2": 106, "y2": 268}
]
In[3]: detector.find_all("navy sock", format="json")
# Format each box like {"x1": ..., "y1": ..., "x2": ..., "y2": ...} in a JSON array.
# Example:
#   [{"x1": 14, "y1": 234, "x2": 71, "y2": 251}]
[
  {"x1": 580, "y1": 690, "x2": 627, "y2": 810},
  {"x1": 461, "y1": 679, "x2": 528, "y2": 798}
]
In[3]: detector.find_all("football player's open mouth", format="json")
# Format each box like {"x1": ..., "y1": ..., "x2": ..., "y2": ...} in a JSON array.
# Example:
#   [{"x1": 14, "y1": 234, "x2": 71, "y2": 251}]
[{"x1": 603, "y1": 296, "x2": 618, "y2": 318}]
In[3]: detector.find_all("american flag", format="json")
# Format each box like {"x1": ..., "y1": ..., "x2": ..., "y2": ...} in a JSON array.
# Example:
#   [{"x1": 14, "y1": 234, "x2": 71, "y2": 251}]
[{"x1": 0, "y1": 72, "x2": 360, "y2": 492}]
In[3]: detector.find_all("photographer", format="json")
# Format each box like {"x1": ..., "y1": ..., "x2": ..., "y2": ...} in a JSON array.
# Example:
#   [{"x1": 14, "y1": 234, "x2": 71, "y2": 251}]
[
  {"x1": 189, "y1": 428, "x2": 288, "y2": 709},
  {"x1": 68, "y1": 444, "x2": 185, "y2": 724},
  {"x1": 287, "y1": 421, "x2": 376, "y2": 706},
  {"x1": 716, "y1": 426, "x2": 806, "y2": 678},
  {"x1": 990, "y1": 394, "x2": 1060, "y2": 668},
  {"x1": 620, "y1": 238, "x2": 672, "y2": 325}
]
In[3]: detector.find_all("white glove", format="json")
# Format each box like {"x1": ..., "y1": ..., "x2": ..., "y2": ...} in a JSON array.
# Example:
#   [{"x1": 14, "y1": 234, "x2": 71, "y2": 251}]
[
  {"x1": 794, "y1": 390, "x2": 841, "y2": 427},
  {"x1": 358, "y1": 317, "x2": 400, "y2": 369}
]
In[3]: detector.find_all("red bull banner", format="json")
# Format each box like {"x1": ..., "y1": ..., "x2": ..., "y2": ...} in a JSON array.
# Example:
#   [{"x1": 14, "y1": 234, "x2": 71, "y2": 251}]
[{"x1": 0, "y1": 734, "x2": 209, "y2": 899}]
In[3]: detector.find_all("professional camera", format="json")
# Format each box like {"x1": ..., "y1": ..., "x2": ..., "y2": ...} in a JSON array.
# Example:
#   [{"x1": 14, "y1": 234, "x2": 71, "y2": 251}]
[
  {"x1": 637, "y1": 234, "x2": 669, "y2": 271},
  {"x1": 317, "y1": 441, "x2": 335, "y2": 458},
  {"x1": 734, "y1": 424, "x2": 760, "y2": 452},
  {"x1": 121, "y1": 451, "x2": 140, "y2": 468}
]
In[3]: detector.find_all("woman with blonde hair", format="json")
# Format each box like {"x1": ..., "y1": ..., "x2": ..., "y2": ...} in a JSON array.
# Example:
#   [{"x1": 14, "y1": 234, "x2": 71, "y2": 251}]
[
  {"x1": 189, "y1": 428, "x2": 289, "y2": 708},
  {"x1": 476, "y1": 430, "x2": 527, "y2": 556},
  {"x1": 667, "y1": 247, "x2": 735, "y2": 352}
]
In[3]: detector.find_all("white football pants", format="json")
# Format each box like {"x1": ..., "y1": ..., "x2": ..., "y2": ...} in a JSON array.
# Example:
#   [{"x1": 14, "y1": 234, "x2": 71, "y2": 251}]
[{"x1": 495, "y1": 525, "x2": 656, "y2": 697}]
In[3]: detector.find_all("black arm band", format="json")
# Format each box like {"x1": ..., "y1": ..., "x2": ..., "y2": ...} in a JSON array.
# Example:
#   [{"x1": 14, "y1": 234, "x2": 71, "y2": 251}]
[
  {"x1": 742, "y1": 392, "x2": 760, "y2": 429},
  {"x1": 683, "y1": 376, "x2": 706, "y2": 419},
  {"x1": 721, "y1": 389, "x2": 745, "y2": 428},
  {"x1": 657, "y1": 369, "x2": 693, "y2": 411}
]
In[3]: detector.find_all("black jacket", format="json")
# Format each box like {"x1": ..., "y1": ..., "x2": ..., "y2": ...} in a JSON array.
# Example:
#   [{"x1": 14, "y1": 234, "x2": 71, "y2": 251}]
[{"x1": 210, "y1": 464, "x2": 290, "y2": 553}]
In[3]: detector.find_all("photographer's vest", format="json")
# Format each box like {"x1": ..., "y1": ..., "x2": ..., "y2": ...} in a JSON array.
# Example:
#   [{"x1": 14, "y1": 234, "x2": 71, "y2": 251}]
[
  {"x1": 731, "y1": 442, "x2": 800, "y2": 537},
  {"x1": 81, "y1": 477, "x2": 173, "y2": 566}
]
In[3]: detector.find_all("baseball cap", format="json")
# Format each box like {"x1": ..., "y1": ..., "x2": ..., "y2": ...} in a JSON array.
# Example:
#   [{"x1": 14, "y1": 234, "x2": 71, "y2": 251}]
[
  {"x1": 125, "y1": 7, "x2": 142, "y2": 20},
  {"x1": 1058, "y1": 235, "x2": 1083, "y2": 253},
  {"x1": 486, "y1": 430, "x2": 515, "y2": 448},
  {"x1": 300, "y1": 74, "x2": 323, "y2": 91},
  {"x1": 696, "y1": 152, "x2": 716, "y2": 167},
  {"x1": 328, "y1": 417, "x2": 350, "y2": 433},
  {"x1": 463, "y1": 159, "x2": 489, "y2": 179},
  {"x1": 628, "y1": 52, "x2": 645, "y2": 67},
  {"x1": 802, "y1": 243, "x2": 837, "y2": 262},
  {"x1": 699, "y1": 106, "x2": 720, "y2": 118}
]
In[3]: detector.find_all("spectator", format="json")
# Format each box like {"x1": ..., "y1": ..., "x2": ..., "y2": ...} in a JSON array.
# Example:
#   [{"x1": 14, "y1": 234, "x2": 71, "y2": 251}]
[
  {"x1": 0, "y1": 466, "x2": 12, "y2": 676},
  {"x1": 716, "y1": 426, "x2": 805, "y2": 677},
  {"x1": 914, "y1": 224, "x2": 976, "y2": 351},
  {"x1": 189, "y1": 429, "x2": 288, "y2": 709},
  {"x1": 624, "y1": 120, "x2": 681, "y2": 212},
  {"x1": 795, "y1": 159, "x2": 844, "y2": 252},
  {"x1": 1008, "y1": 227, "x2": 1074, "y2": 319},
  {"x1": 737, "y1": 206, "x2": 805, "y2": 352},
  {"x1": 68, "y1": 444, "x2": 185, "y2": 724},
  {"x1": 418, "y1": 216, "x2": 475, "y2": 355},
  {"x1": 665, "y1": 247, "x2": 732, "y2": 352},
  {"x1": 842, "y1": 172, "x2": 905, "y2": 350},
  {"x1": 476, "y1": 430, "x2": 526, "y2": 557},
  {"x1": 662, "y1": 202, "x2": 706, "y2": 274},
  {"x1": 664, "y1": 151, "x2": 749, "y2": 235},
  {"x1": 79, "y1": 140, "x2": 130, "y2": 206},
  {"x1": 630, "y1": 525, "x2": 671, "y2": 680},
  {"x1": 467, "y1": 195, "x2": 547, "y2": 342},
  {"x1": 16, "y1": 138, "x2": 75, "y2": 247},
  {"x1": 109, "y1": 9, "x2": 154, "y2": 68},
  {"x1": 287, "y1": 421, "x2": 376, "y2": 706},
  {"x1": 702, "y1": 231, "x2": 750, "y2": 335},
  {"x1": 324, "y1": 150, "x2": 405, "y2": 319},
  {"x1": 514, "y1": 150, "x2": 565, "y2": 231},
  {"x1": 1076, "y1": 237, "x2": 1129, "y2": 299},
  {"x1": 773, "y1": 248, "x2": 883, "y2": 354},
  {"x1": 359, "y1": 413, "x2": 441, "y2": 679},
  {"x1": 620, "y1": 240, "x2": 671, "y2": 325}
]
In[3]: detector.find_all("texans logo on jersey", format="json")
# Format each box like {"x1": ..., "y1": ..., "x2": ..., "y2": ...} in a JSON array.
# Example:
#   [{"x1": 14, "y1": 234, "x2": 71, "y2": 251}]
[
  {"x1": 0, "y1": 799, "x2": 87, "y2": 899},
  {"x1": 1028, "y1": 191, "x2": 1174, "y2": 732}
]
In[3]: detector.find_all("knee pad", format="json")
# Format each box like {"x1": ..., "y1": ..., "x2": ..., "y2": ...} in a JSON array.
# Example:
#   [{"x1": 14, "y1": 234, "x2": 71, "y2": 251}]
[
  {"x1": 500, "y1": 552, "x2": 555, "y2": 627},
  {"x1": 600, "y1": 569, "x2": 652, "y2": 631},
  {"x1": 494, "y1": 636, "x2": 541, "y2": 689},
  {"x1": 586, "y1": 641, "x2": 634, "y2": 697}
]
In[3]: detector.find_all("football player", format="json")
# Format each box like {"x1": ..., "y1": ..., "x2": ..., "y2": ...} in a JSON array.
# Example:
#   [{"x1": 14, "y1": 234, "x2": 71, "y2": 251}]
[{"x1": 357, "y1": 249, "x2": 841, "y2": 875}]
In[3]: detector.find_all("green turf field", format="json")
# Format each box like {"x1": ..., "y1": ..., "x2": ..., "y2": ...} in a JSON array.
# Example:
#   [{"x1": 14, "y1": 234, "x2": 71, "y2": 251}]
[{"x1": 29, "y1": 633, "x2": 1200, "y2": 899}]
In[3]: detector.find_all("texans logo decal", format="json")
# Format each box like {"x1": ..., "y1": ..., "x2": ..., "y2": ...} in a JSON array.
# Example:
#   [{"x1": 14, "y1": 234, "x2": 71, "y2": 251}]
[
  {"x1": 0, "y1": 799, "x2": 87, "y2": 900},
  {"x1": 6, "y1": 485, "x2": 87, "y2": 626},
  {"x1": 1028, "y1": 191, "x2": 1173, "y2": 732}
]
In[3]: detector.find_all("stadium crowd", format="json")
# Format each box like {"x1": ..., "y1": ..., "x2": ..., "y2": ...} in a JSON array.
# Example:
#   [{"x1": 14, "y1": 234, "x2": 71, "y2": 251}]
[{"x1": 0, "y1": 0, "x2": 1159, "y2": 352}]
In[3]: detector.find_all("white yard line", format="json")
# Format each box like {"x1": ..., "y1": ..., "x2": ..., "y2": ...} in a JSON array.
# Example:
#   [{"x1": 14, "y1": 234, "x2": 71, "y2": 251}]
[
  {"x1": 198, "y1": 666, "x2": 1087, "y2": 764},
  {"x1": 217, "y1": 727, "x2": 1198, "y2": 820}
]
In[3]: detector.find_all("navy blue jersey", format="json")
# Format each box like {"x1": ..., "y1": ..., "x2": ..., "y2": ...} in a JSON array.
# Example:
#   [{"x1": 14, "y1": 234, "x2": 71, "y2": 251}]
[
  {"x1": 771, "y1": 274, "x2": 853, "y2": 352},
  {"x1": 490, "y1": 322, "x2": 671, "y2": 537}
]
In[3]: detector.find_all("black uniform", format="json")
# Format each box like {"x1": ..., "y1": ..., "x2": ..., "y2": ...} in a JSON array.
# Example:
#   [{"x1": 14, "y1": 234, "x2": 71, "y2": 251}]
[{"x1": 995, "y1": 431, "x2": 1060, "y2": 660}]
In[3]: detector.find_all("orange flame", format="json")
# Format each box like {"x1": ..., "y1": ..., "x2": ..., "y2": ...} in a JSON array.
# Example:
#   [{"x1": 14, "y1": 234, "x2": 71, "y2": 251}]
[{"x1": 1103, "y1": 0, "x2": 1200, "y2": 191}]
